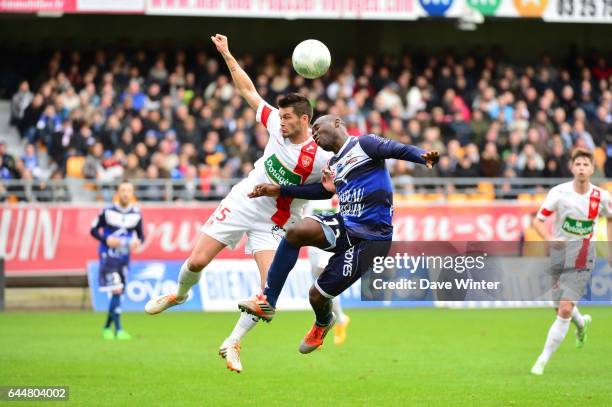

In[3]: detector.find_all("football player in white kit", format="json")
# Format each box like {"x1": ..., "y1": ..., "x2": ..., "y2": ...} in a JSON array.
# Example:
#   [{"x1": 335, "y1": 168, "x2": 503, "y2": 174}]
[
  {"x1": 530, "y1": 148, "x2": 612, "y2": 375},
  {"x1": 303, "y1": 197, "x2": 351, "y2": 345},
  {"x1": 144, "y1": 34, "x2": 332, "y2": 373}
]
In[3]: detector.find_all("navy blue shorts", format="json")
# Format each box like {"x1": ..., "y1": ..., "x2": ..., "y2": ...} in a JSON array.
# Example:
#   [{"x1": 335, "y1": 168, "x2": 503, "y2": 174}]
[
  {"x1": 306, "y1": 213, "x2": 391, "y2": 298},
  {"x1": 98, "y1": 257, "x2": 128, "y2": 292}
]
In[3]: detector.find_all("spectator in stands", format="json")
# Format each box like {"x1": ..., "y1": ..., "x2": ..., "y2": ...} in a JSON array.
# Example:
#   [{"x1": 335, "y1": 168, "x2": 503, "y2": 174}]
[
  {"x1": 10, "y1": 81, "x2": 33, "y2": 132},
  {"x1": 0, "y1": 141, "x2": 18, "y2": 179}
]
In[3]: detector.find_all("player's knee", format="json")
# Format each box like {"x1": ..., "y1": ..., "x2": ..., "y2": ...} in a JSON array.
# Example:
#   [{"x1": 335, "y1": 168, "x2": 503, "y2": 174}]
[
  {"x1": 285, "y1": 226, "x2": 307, "y2": 246},
  {"x1": 308, "y1": 285, "x2": 324, "y2": 306},
  {"x1": 186, "y1": 256, "x2": 207, "y2": 272},
  {"x1": 557, "y1": 302, "x2": 573, "y2": 318}
]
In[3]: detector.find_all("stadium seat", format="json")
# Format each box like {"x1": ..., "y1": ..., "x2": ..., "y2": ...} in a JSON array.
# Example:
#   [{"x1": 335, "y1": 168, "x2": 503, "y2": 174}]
[
  {"x1": 469, "y1": 193, "x2": 494, "y2": 202},
  {"x1": 477, "y1": 182, "x2": 494, "y2": 195},
  {"x1": 594, "y1": 147, "x2": 606, "y2": 170},
  {"x1": 447, "y1": 193, "x2": 469, "y2": 202},
  {"x1": 424, "y1": 193, "x2": 445, "y2": 202},
  {"x1": 600, "y1": 181, "x2": 612, "y2": 192},
  {"x1": 517, "y1": 193, "x2": 533, "y2": 203},
  {"x1": 66, "y1": 156, "x2": 86, "y2": 178},
  {"x1": 533, "y1": 192, "x2": 548, "y2": 203}
]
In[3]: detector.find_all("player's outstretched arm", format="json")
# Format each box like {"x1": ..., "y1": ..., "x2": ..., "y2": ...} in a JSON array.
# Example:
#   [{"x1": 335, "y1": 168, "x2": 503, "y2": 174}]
[
  {"x1": 211, "y1": 34, "x2": 263, "y2": 111},
  {"x1": 249, "y1": 183, "x2": 334, "y2": 200},
  {"x1": 358, "y1": 135, "x2": 438, "y2": 167}
]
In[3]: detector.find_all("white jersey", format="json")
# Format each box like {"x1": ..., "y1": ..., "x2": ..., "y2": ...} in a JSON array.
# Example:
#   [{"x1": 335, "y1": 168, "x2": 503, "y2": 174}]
[
  {"x1": 230, "y1": 102, "x2": 332, "y2": 227},
  {"x1": 537, "y1": 181, "x2": 611, "y2": 269}
]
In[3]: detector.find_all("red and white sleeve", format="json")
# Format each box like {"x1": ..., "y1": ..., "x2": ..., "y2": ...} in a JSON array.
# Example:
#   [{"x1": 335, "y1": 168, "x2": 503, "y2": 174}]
[
  {"x1": 536, "y1": 188, "x2": 558, "y2": 221},
  {"x1": 256, "y1": 102, "x2": 278, "y2": 130}
]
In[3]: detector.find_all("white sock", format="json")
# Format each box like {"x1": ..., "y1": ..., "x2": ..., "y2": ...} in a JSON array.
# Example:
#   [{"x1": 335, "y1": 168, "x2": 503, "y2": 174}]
[
  {"x1": 571, "y1": 306, "x2": 584, "y2": 330},
  {"x1": 538, "y1": 315, "x2": 570, "y2": 364},
  {"x1": 332, "y1": 297, "x2": 346, "y2": 323},
  {"x1": 176, "y1": 260, "x2": 201, "y2": 300},
  {"x1": 228, "y1": 312, "x2": 259, "y2": 343}
]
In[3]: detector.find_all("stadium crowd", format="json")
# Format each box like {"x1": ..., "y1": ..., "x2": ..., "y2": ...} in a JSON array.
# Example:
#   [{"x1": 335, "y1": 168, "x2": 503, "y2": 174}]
[{"x1": 2, "y1": 47, "x2": 612, "y2": 201}]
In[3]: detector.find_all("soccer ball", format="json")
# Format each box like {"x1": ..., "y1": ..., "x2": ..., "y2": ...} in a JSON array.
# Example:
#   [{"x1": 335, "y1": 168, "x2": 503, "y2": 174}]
[{"x1": 292, "y1": 39, "x2": 331, "y2": 80}]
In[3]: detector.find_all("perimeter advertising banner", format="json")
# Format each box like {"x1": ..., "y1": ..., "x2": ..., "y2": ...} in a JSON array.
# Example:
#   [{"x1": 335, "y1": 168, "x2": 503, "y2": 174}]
[
  {"x1": 87, "y1": 258, "x2": 375, "y2": 311},
  {"x1": 0, "y1": 203, "x2": 538, "y2": 275},
  {"x1": 0, "y1": 0, "x2": 610, "y2": 22},
  {"x1": 86, "y1": 256, "x2": 611, "y2": 311}
]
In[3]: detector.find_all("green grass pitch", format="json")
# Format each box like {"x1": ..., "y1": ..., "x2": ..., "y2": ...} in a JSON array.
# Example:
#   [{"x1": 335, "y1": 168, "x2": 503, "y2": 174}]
[{"x1": 1, "y1": 307, "x2": 610, "y2": 406}]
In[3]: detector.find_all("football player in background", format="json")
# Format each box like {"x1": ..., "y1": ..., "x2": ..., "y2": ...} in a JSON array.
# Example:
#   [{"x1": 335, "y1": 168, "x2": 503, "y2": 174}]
[
  {"x1": 530, "y1": 148, "x2": 612, "y2": 375},
  {"x1": 90, "y1": 181, "x2": 144, "y2": 340}
]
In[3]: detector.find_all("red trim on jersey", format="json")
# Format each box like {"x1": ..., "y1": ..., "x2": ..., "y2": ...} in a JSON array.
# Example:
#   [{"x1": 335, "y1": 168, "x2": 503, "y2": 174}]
[
  {"x1": 540, "y1": 208, "x2": 553, "y2": 217},
  {"x1": 575, "y1": 188, "x2": 601, "y2": 269},
  {"x1": 271, "y1": 140, "x2": 318, "y2": 228},
  {"x1": 261, "y1": 105, "x2": 272, "y2": 128}
]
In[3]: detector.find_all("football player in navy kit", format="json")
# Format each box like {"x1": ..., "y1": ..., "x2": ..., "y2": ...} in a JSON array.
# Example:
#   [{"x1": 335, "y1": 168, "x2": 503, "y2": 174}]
[
  {"x1": 241, "y1": 115, "x2": 439, "y2": 352},
  {"x1": 90, "y1": 182, "x2": 144, "y2": 340}
]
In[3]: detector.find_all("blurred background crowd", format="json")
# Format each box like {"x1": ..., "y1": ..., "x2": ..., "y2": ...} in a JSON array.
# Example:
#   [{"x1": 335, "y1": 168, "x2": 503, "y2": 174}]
[{"x1": 2, "y1": 47, "x2": 611, "y2": 201}]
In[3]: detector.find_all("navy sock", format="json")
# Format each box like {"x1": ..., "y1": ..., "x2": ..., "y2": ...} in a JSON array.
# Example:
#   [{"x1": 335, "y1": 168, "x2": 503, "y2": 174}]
[
  {"x1": 109, "y1": 294, "x2": 122, "y2": 332},
  {"x1": 314, "y1": 298, "x2": 333, "y2": 327},
  {"x1": 263, "y1": 238, "x2": 300, "y2": 308},
  {"x1": 104, "y1": 314, "x2": 112, "y2": 329}
]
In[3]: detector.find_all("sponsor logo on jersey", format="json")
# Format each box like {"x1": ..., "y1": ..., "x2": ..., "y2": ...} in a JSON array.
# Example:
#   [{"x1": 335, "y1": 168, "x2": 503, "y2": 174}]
[
  {"x1": 562, "y1": 217, "x2": 594, "y2": 236},
  {"x1": 264, "y1": 154, "x2": 302, "y2": 186},
  {"x1": 343, "y1": 245, "x2": 355, "y2": 276}
]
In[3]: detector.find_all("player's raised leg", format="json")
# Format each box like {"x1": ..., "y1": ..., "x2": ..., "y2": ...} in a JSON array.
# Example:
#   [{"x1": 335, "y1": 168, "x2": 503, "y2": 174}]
[
  {"x1": 299, "y1": 285, "x2": 336, "y2": 354},
  {"x1": 311, "y1": 256, "x2": 350, "y2": 345},
  {"x1": 219, "y1": 249, "x2": 275, "y2": 373},
  {"x1": 239, "y1": 218, "x2": 330, "y2": 321},
  {"x1": 145, "y1": 232, "x2": 226, "y2": 314},
  {"x1": 531, "y1": 300, "x2": 573, "y2": 375}
]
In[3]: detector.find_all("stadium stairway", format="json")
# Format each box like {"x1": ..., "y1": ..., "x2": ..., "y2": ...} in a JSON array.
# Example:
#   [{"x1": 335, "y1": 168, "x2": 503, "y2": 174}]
[{"x1": 0, "y1": 100, "x2": 22, "y2": 157}]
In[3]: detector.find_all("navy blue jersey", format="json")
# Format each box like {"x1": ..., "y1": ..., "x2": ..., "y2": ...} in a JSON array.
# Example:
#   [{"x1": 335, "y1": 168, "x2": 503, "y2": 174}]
[
  {"x1": 90, "y1": 204, "x2": 145, "y2": 262},
  {"x1": 327, "y1": 135, "x2": 425, "y2": 240},
  {"x1": 281, "y1": 135, "x2": 426, "y2": 241}
]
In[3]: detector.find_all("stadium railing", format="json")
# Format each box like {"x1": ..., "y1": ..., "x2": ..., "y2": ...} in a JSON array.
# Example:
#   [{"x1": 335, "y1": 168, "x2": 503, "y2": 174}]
[{"x1": 0, "y1": 177, "x2": 611, "y2": 203}]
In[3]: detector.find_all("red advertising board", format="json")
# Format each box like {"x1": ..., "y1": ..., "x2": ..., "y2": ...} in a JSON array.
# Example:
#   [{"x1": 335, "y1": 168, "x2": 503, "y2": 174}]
[
  {"x1": 1, "y1": 203, "x2": 539, "y2": 275},
  {"x1": 0, "y1": 0, "x2": 76, "y2": 12},
  {"x1": 0, "y1": 0, "x2": 144, "y2": 13}
]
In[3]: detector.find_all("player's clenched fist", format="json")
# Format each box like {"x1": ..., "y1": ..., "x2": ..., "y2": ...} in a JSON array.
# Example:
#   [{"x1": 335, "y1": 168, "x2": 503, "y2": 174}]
[
  {"x1": 321, "y1": 168, "x2": 336, "y2": 193},
  {"x1": 210, "y1": 34, "x2": 230, "y2": 56},
  {"x1": 248, "y1": 183, "x2": 281, "y2": 198},
  {"x1": 421, "y1": 151, "x2": 440, "y2": 169}
]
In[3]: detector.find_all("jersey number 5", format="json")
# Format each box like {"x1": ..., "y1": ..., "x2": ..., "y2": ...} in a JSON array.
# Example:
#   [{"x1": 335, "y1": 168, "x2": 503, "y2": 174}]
[{"x1": 215, "y1": 206, "x2": 231, "y2": 222}]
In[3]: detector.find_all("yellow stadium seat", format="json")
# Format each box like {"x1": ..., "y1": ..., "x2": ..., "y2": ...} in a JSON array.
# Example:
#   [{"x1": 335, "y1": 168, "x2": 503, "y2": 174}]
[
  {"x1": 533, "y1": 192, "x2": 548, "y2": 204},
  {"x1": 66, "y1": 156, "x2": 86, "y2": 178},
  {"x1": 477, "y1": 182, "x2": 494, "y2": 195},
  {"x1": 600, "y1": 181, "x2": 612, "y2": 192},
  {"x1": 517, "y1": 193, "x2": 533, "y2": 203},
  {"x1": 594, "y1": 147, "x2": 606, "y2": 170},
  {"x1": 424, "y1": 193, "x2": 444, "y2": 202},
  {"x1": 469, "y1": 193, "x2": 494, "y2": 202},
  {"x1": 447, "y1": 193, "x2": 469, "y2": 202}
]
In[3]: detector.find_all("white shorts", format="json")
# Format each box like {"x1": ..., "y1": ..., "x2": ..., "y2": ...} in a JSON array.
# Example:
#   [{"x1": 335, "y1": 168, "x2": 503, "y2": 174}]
[
  {"x1": 201, "y1": 190, "x2": 293, "y2": 254},
  {"x1": 308, "y1": 246, "x2": 333, "y2": 273},
  {"x1": 552, "y1": 268, "x2": 592, "y2": 304}
]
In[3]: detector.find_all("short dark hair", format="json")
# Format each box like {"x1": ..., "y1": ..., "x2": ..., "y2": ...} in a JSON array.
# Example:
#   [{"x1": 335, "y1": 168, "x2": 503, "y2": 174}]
[
  {"x1": 277, "y1": 93, "x2": 313, "y2": 122},
  {"x1": 570, "y1": 147, "x2": 594, "y2": 163}
]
